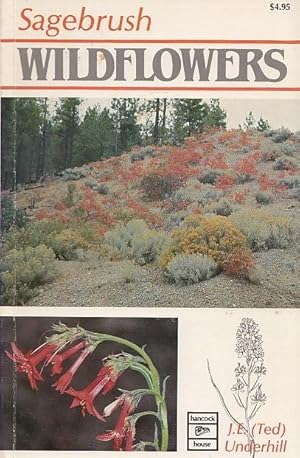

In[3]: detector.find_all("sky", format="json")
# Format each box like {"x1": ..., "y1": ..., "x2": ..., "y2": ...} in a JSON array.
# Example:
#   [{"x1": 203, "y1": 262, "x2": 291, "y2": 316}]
[
  {"x1": 81, "y1": 98, "x2": 300, "y2": 132},
  {"x1": 222, "y1": 99, "x2": 300, "y2": 131}
]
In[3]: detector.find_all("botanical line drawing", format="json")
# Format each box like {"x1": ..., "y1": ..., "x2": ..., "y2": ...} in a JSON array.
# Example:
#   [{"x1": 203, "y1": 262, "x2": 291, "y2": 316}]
[
  {"x1": 207, "y1": 318, "x2": 267, "y2": 458},
  {"x1": 5, "y1": 322, "x2": 170, "y2": 451}
]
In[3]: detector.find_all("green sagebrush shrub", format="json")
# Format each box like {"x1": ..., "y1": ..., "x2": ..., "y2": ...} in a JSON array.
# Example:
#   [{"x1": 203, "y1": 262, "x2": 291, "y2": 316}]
[
  {"x1": 63, "y1": 183, "x2": 79, "y2": 208},
  {"x1": 105, "y1": 219, "x2": 168, "y2": 265},
  {"x1": 255, "y1": 192, "x2": 274, "y2": 205},
  {"x1": 4, "y1": 220, "x2": 100, "y2": 261},
  {"x1": 4, "y1": 220, "x2": 65, "y2": 251},
  {"x1": 273, "y1": 157, "x2": 297, "y2": 171},
  {"x1": 130, "y1": 146, "x2": 156, "y2": 163},
  {"x1": 50, "y1": 229, "x2": 93, "y2": 260},
  {"x1": 283, "y1": 175, "x2": 300, "y2": 189},
  {"x1": 213, "y1": 199, "x2": 235, "y2": 216},
  {"x1": 279, "y1": 144, "x2": 297, "y2": 156},
  {"x1": 1, "y1": 245, "x2": 56, "y2": 305},
  {"x1": 231, "y1": 208, "x2": 294, "y2": 251},
  {"x1": 62, "y1": 166, "x2": 88, "y2": 181},
  {"x1": 165, "y1": 209, "x2": 188, "y2": 230},
  {"x1": 174, "y1": 185, "x2": 223, "y2": 206},
  {"x1": 1, "y1": 195, "x2": 29, "y2": 233},
  {"x1": 164, "y1": 253, "x2": 219, "y2": 285},
  {"x1": 199, "y1": 169, "x2": 221, "y2": 185},
  {"x1": 265, "y1": 128, "x2": 292, "y2": 143}
]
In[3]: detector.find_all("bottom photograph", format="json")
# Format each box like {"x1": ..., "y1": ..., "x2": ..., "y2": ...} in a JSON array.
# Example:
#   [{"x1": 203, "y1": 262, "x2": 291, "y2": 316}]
[{"x1": 0, "y1": 317, "x2": 178, "y2": 451}]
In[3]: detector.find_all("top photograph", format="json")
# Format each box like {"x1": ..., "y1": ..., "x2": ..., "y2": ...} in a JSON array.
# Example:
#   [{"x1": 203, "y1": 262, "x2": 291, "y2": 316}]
[{"x1": 0, "y1": 97, "x2": 299, "y2": 308}]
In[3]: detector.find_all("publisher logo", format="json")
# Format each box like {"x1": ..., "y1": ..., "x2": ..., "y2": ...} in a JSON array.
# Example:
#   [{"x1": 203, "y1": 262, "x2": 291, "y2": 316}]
[{"x1": 187, "y1": 412, "x2": 218, "y2": 451}]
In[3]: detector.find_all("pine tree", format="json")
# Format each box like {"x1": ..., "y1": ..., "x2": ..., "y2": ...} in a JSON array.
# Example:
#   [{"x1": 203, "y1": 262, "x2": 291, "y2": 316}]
[
  {"x1": 15, "y1": 98, "x2": 43, "y2": 185},
  {"x1": 256, "y1": 116, "x2": 270, "y2": 132},
  {"x1": 111, "y1": 98, "x2": 141, "y2": 154},
  {"x1": 1, "y1": 98, "x2": 15, "y2": 189},
  {"x1": 140, "y1": 98, "x2": 171, "y2": 145},
  {"x1": 52, "y1": 98, "x2": 82, "y2": 170},
  {"x1": 171, "y1": 99, "x2": 208, "y2": 143},
  {"x1": 243, "y1": 111, "x2": 256, "y2": 129},
  {"x1": 74, "y1": 106, "x2": 114, "y2": 164},
  {"x1": 204, "y1": 99, "x2": 227, "y2": 128},
  {"x1": 36, "y1": 98, "x2": 52, "y2": 180}
]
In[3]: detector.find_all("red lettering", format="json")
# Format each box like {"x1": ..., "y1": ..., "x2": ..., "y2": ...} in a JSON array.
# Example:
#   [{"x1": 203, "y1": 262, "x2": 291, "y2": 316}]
[
  {"x1": 19, "y1": 8, "x2": 32, "y2": 31},
  {"x1": 63, "y1": 15, "x2": 77, "y2": 31}
]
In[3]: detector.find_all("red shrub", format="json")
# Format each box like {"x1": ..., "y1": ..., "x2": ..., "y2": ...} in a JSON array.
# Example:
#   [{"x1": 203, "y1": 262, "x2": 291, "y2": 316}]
[
  {"x1": 122, "y1": 162, "x2": 145, "y2": 182},
  {"x1": 126, "y1": 198, "x2": 162, "y2": 226},
  {"x1": 35, "y1": 209, "x2": 52, "y2": 220},
  {"x1": 230, "y1": 143, "x2": 242, "y2": 151},
  {"x1": 164, "y1": 162, "x2": 194, "y2": 180},
  {"x1": 277, "y1": 171, "x2": 286, "y2": 180},
  {"x1": 218, "y1": 131, "x2": 236, "y2": 143},
  {"x1": 231, "y1": 190, "x2": 249, "y2": 204},
  {"x1": 201, "y1": 143, "x2": 215, "y2": 154},
  {"x1": 215, "y1": 175, "x2": 235, "y2": 190},
  {"x1": 204, "y1": 153, "x2": 228, "y2": 170},
  {"x1": 78, "y1": 188, "x2": 114, "y2": 226},
  {"x1": 234, "y1": 158, "x2": 257, "y2": 181},
  {"x1": 240, "y1": 132, "x2": 250, "y2": 146},
  {"x1": 250, "y1": 151, "x2": 261, "y2": 162},
  {"x1": 223, "y1": 247, "x2": 255, "y2": 278},
  {"x1": 35, "y1": 210, "x2": 68, "y2": 224},
  {"x1": 55, "y1": 201, "x2": 67, "y2": 211},
  {"x1": 169, "y1": 147, "x2": 201, "y2": 165},
  {"x1": 258, "y1": 173, "x2": 277, "y2": 191},
  {"x1": 258, "y1": 173, "x2": 288, "y2": 194}
]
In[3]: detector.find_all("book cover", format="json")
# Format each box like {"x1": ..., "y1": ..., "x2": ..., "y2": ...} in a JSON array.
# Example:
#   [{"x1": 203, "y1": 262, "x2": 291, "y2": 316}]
[{"x1": 0, "y1": 0, "x2": 299, "y2": 456}]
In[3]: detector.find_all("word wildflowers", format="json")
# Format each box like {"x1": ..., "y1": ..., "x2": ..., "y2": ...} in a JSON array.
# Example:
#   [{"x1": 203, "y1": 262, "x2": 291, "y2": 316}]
[{"x1": 5, "y1": 322, "x2": 169, "y2": 451}]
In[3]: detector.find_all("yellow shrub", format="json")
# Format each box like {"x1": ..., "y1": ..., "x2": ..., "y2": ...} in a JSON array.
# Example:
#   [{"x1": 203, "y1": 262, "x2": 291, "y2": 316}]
[
  {"x1": 113, "y1": 207, "x2": 136, "y2": 223},
  {"x1": 160, "y1": 216, "x2": 246, "y2": 269},
  {"x1": 50, "y1": 229, "x2": 91, "y2": 260}
]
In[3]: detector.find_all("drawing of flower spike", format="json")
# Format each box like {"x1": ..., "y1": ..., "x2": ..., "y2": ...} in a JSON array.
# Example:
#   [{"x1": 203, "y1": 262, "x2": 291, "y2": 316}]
[
  {"x1": 207, "y1": 318, "x2": 267, "y2": 458},
  {"x1": 5, "y1": 322, "x2": 170, "y2": 452}
]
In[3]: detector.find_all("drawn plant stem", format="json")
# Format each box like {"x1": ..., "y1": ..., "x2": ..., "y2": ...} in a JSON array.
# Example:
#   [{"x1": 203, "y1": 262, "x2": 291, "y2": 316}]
[
  {"x1": 244, "y1": 362, "x2": 256, "y2": 456},
  {"x1": 208, "y1": 318, "x2": 267, "y2": 458}
]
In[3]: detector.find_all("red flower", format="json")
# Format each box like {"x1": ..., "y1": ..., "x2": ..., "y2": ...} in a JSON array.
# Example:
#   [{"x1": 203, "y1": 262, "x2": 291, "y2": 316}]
[
  {"x1": 66, "y1": 378, "x2": 105, "y2": 421},
  {"x1": 52, "y1": 347, "x2": 91, "y2": 394},
  {"x1": 96, "y1": 394, "x2": 137, "y2": 451},
  {"x1": 97, "y1": 365, "x2": 121, "y2": 395},
  {"x1": 124, "y1": 424, "x2": 135, "y2": 451},
  {"x1": 65, "y1": 365, "x2": 122, "y2": 421},
  {"x1": 5, "y1": 342, "x2": 57, "y2": 391},
  {"x1": 47, "y1": 341, "x2": 86, "y2": 376}
]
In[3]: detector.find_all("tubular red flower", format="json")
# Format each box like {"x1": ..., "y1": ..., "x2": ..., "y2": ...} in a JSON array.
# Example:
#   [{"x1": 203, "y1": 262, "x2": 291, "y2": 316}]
[
  {"x1": 97, "y1": 365, "x2": 121, "y2": 395},
  {"x1": 52, "y1": 347, "x2": 91, "y2": 393},
  {"x1": 66, "y1": 377, "x2": 108, "y2": 421},
  {"x1": 64, "y1": 364, "x2": 123, "y2": 421},
  {"x1": 124, "y1": 424, "x2": 135, "y2": 451},
  {"x1": 67, "y1": 387, "x2": 105, "y2": 421},
  {"x1": 96, "y1": 394, "x2": 137, "y2": 451},
  {"x1": 48, "y1": 341, "x2": 86, "y2": 376},
  {"x1": 5, "y1": 342, "x2": 57, "y2": 391}
]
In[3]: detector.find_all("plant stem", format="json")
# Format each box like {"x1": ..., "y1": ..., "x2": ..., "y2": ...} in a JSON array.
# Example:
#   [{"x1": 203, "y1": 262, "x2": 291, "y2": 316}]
[
  {"x1": 245, "y1": 362, "x2": 256, "y2": 458},
  {"x1": 130, "y1": 410, "x2": 159, "y2": 422},
  {"x1": 207, "y1": 360, "x2": 248, "y2": 436},
  {"x1": 130, "y1": 362, "x2": 154, "y2": 389}
]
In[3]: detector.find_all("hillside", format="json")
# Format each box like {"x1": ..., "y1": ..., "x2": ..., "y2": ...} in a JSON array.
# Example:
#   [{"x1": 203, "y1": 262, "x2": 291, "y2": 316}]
[{"x1": 2, "y1": 127, "x2": 299, "y2": 307}]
